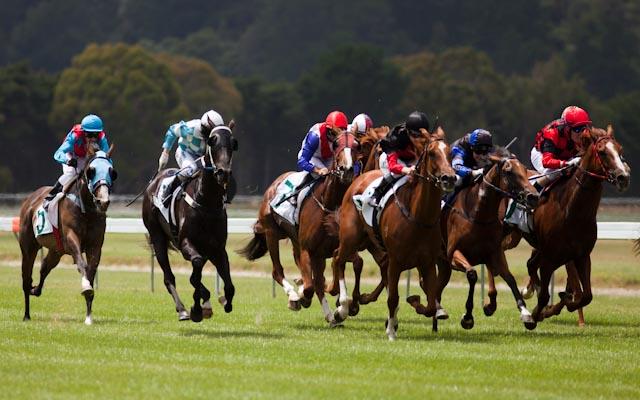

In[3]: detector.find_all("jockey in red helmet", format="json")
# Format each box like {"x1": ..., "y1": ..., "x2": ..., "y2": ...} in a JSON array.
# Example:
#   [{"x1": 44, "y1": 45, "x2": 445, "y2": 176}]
[
  {"x1": 531, "y1": 106, "x2": 591, "y2": 191},
  {"x1": 297, "y1": 110, "x2": 348, "y2": 177}
]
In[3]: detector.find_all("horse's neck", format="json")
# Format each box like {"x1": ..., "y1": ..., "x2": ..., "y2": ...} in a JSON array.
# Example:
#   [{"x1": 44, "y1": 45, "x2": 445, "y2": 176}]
[
  {"x1": 195, "y1": 170, "x2": 225, "y2": 209},
  {"x1": 469, "y1": 167, "x2": 501, "y2": 220},
  {"x1": 409, "y1": 160, "x2": 441, "y2": 223},
  {"x1": 561, "y1": 152, "x2": 603, "y2": 221},
  {"x1": 318, "y1": 175, "x2": 347, "y2": 209}
]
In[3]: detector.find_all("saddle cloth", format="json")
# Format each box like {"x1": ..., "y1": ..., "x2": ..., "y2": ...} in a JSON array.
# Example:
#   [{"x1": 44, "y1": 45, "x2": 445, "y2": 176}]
[
  {"x1": 34, "y1": 193, "x2": 82, "y2": 237},
  {"x1": 353, "y1": 176, "x2": 409, "y2": 228},
  {"x1": 269, "y1": 171, "x2": 313, "y2": 226},
  {"x1": 153, "y1": 175, "x2": 183, "y2": 226},
  {"x1": 504, "y1": 198, "x2": 534, "y2": 233}
]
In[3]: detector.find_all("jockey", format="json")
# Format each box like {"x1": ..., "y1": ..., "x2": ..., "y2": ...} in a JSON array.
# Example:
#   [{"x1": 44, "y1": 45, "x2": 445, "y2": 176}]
[
  {"x1": 349, "y1": 113, "x2": 373, "y2": 138},
  {"x1": 369, "y1": 111, "x2": 429, "y2": 206},
  {"x1": 296, "y1": 110, "x2": 348, "y2": 181},
  {"x1": 157, "y1": 109, "x2": 224, "y2": 205},
  {"x1": 44, "y1": 114, "x2": 110, "y2": 206},
  {"x1": 531, "y1": 106, "x2": 590, "y2": 192},
  {"x1": 451, "y1": 129, "x2": 494, "y2": 187}
]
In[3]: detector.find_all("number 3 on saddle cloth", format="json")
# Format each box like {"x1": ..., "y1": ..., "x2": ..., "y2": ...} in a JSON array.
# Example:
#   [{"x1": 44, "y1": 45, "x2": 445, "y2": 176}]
[
  {"x1": 269, "y1": 171, "x2": 316, "y2": 227},
  {"x1": 353, "y1": 175, "x2": 409, "y2": 228}
]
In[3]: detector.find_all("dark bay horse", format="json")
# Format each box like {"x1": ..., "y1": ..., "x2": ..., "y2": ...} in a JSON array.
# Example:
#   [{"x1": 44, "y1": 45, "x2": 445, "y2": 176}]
[
  {"x1": 142, "y1": 123, "x2": 238, "y2": 322},
  {"x1": 427, "y1": 148, "x2": 539, "y2": 330},
  {"x1": 329, "y1": 128, "x2": 457, "y2": 340},
  {"x1": 239, "y1": 130, "x2": 361, "y2": 324},
  {"x1": 20, "y1": 146, "x2": 117, "y2": 324},
  {"x1": 503, "y1": 126, "x2": 630, "y2": 328}
]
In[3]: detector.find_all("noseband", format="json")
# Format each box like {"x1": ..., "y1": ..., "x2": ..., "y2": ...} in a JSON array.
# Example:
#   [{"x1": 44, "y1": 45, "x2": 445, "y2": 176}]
[{"x1": 577, "y1": 135, "x2": 617, "y2": 184}]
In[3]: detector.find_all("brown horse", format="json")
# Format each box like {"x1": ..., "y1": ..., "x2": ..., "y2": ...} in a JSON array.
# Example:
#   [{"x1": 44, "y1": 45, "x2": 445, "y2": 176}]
[
  {"x1": 239, "y1": 129, "x2": 361, "y2": 324},
  {"x1": 142, "y1": 124, "x2": 238, "y2": 322},
  {"x1": 503, "y1": 126, "x2": 630, "y2": 328},
  {"x1": 20, "y1": 145, "x2": 116, "y2": 324},
  {"x1": 360, "y1": 126, "x2": 390, "y2": 173},
  {"x1": 329, "y1": 127, "x2": 456, "y2": 340},
  {"x1": 426, "y1": 147, "x2": 539, "y2": 331}
]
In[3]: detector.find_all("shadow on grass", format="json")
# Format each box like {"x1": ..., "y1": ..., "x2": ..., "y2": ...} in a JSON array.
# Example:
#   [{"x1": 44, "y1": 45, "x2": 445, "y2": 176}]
[{"x1": 179, "y1": 328, "x2": 284, "y2": 339}]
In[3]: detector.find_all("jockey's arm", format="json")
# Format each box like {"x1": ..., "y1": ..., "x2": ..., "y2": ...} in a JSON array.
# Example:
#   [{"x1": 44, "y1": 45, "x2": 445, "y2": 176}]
[
  {"x1": 53, "y1": 131, "x2": 74, "y2": 164},
  {"x1": 297, "y1": 132, "x2": 319, "y2": 173},
  {"x1": 451, "y1": 146, "x2": 472, "y2": 177},
  {"x1": 387, "y1": 152, "x2": 407, "y2": 175},
  {"x1": 161, "y1": 123, "x2": 180, "y2": 152},
  {"x1": 98, "y1": 134, "x2": 109, "y2": 153},
  {"x1": 540, "y1": 139, "x2": 566, "y2": 169}
]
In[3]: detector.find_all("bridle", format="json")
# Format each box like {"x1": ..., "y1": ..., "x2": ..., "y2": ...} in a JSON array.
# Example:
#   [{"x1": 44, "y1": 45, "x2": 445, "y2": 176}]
[
  {"x1": 576, "y1": 135, "x2": 617, "y2": 184},
  {"x1": 205, "y1": 125, "x2": 234, "y2": 176},
  {"x1": 481, "y1": 158, "x2": 535, "y2": 211},
  {"x1": 412, "y1": 136, "x2": 446, "y2": 186}
]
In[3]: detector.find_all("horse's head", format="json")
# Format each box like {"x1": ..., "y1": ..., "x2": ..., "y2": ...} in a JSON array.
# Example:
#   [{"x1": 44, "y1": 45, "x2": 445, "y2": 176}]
[
  {"x1": 206, "y1": 120, "x2": 238, "y2": 188},
  {"x1": 418, "y1": 126, "x2": 457, "y2": 192},
  {"x1": 330, "y1": 128, "x2": 360, "y2": 184},
  {"x1": 84, "y1": 145, "x2": 117, "y2": 213},
  {"x1": 580, "y1": 126, "x2": 631, "y2": 192},
  {"x1": 486, "y1": 147, "x2": 539, "y2": 210}
]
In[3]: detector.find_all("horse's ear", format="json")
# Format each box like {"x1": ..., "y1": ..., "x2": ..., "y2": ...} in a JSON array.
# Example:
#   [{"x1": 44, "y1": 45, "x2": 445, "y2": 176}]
[
  {"x1": 86, "y1": 166, "x2": 96, "y2": 181},
  {"x1": 580, "y1": 131, "x2": 593, "y2": 149},
  {"x1": 229, "y1": 119, "x2": 235, "y2": 131},
  {"x1": 109, "y1": 167, "x2": 118, "y2": 181},
  {"x1": 106, "y1": 143, "x2": 115, "y2": 158},
  {"x1": 607, "y1": 124, "x2": 614, "y2": 137}
]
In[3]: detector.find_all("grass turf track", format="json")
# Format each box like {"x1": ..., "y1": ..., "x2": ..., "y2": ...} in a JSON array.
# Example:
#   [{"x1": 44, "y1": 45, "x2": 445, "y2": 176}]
[{"x1": 0, "y1": 264, "x2": 639, "y2": 400}]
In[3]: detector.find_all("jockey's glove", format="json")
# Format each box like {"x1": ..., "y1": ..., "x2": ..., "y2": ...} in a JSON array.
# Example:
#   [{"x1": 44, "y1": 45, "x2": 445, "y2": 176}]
[
  {"x1": 471, "y1": 168, "x2": 484, "y2": 178},
  {"x1": 67, "y1": 158, "x2": 77, "y2": 168},
  {"x1": 566, "y1": 157, "x2": 581, "y2": 167},
  {"x1": 158, "y1": 151, "x2": 169, "y2": 171}
]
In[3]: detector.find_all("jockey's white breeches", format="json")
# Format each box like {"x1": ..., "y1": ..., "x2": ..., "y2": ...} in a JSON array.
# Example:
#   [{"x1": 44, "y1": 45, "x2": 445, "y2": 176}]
[
  {"x1": 530, "y1": 147, "x2": 562, "y2": 181},
  {"x1": 175, "y1": 147, "x2": 201, "y2": 180},
  {"x1": 57, "y1": 158, "x2": 87, "y2": 186}
]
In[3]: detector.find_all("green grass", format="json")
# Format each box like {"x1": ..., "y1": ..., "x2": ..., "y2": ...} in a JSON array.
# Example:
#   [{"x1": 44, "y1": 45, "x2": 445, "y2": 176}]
[
  {"x1": 0, "y1": 266, "x2": 638, "y2": 400},
  {"x1": 2, "y1": 232, "x2": 639, "y2": 288}
]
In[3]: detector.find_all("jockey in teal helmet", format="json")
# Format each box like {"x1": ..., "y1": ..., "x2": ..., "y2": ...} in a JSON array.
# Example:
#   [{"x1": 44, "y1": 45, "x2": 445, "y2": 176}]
[{"x1": 44, "y1": 114, "x2": 110, "y2": 206}]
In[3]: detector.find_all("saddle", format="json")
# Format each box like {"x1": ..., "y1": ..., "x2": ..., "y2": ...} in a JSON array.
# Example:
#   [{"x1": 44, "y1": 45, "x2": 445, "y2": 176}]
[
  {"x1": 353, "y1": 176, "x2": 409, "y2": 228},
  {"x1": 270, "y1": 171, "x2": 316, "y2": 227}
]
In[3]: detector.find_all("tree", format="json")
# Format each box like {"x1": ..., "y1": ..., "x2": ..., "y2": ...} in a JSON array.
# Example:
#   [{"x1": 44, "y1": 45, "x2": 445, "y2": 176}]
[
  {"x1": 298, "y1": 44, "x2": 407, "y2": 125},
  {"x1": 154, "y1": 53, "x2": 243, "y2": 120},
  {"x1": 49, "y1": 43, "x2": 187, "y2": 192},
  {"x1": 0, "y1": 61, "x2": 57, "y2": 191}
]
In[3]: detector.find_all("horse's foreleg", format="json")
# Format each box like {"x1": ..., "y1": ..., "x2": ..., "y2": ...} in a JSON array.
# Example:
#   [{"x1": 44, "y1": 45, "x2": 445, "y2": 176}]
[
  {"x1": 65, "y1": 230, "x2": 92, "y2": 296},
  {"x1": 347, "y1": 253, "x2": 363, "y2": 316},
  {"x1": 180, "y1": 238, "x2": 206, "y2": 323},
  {"x1": 523, "y1": 249, "x2": 542, "y2": 299},
  {"x1": 573, "y1": 256, "x2": 592, "y2": 326},
  {"x1": 359, "y1": 245, "x2": 388, "y2": 304},
  {"x1": 31, "y1": 250, "x2": 62, "y2": 297},
  {"x1": 531, "y1": 261, "x2": 555, "y2": 326},
  {"x1": 451, "y1": 250, "x2": 476, "y2": 330},
  {"x1": 20, "y1": 243, "x2": 38, "y2": 321},
  {"x1": 210, "y1": 249, "x2": 235, "y2": 314},
  {"x1": 385, "y1": 261, "x2": 401, "y2": 341},
  {"x1": 83, "y1": 247, "x2": 103, "y2": 325},
  {"x1": 488, "y1": 252, "x2": 534, "y2": 328},
  {"x1": 298, "y1": 249, "x2": 315, "y2": 308},
  {"x1": 309, "y1": 255, "x2": 338, "y2": 326},
  {"x1": 483, "y1": 269, "x2": 498, "y2": 316},
  {"x1": 151, "y1": 235, "x2": 188, "y2": 320}
]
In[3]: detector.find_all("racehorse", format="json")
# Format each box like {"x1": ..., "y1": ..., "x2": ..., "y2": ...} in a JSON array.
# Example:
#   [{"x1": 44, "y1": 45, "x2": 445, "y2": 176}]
[
  {"x1": 424, "y1": 147, "x2": 539, "y2": 331},
  {"x1": 502, "y1": 126, "x2": 630, "y2": 328},
  {"x1": 329, "y1": 127, "x2": 457, "y2": 340},
  {"x1": 20, "y1": 145, "x2": 117, "y2": 324},
  {"x1": 142, "y1": 123, "x2": 238, "y2": 322},
  {"x1": 238, "y1": 129, "x2": 361, "y2": 324},
  {"x1": 360, "y1": 126, "x2": 390, "y2": 172}
]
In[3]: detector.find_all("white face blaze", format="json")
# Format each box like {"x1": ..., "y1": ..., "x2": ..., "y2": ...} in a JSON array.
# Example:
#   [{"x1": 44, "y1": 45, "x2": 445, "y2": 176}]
[
  {"x1": 605, "y1": 141, "x2": 630, "y2": 176},
  {"x1": 342, "y1": 148, "x2": 353, "y2": 170},
  {"x1": 94, "y1": 185, "x2": 110, "y2": 211}
]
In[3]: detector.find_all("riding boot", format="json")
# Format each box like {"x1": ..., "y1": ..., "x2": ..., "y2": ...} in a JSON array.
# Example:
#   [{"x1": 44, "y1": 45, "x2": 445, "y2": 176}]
[
  {"x1": 162, "y1": 177, "x2": 182, "y2": 207},
  {"x1": 43, "y1": 181, "x2": 63, "y2": 209},
  {"x1": 369, "y1": 175, "x2": 396, "y2": 206}
]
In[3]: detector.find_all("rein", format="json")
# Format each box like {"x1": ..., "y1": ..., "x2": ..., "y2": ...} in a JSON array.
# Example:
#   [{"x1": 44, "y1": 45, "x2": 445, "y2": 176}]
[{"x1": 576, "y1": 136, "x2": 615, "y2": 184}]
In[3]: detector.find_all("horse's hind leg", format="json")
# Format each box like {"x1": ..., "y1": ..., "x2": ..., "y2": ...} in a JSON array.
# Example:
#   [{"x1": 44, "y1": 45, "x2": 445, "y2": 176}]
[
  {"x1": 211, "y1": 248, "x2": 235, "y2": 314},
  {"x1": 20, "y1": 241, "x2": 38, "y2": 321},
  {"x1": 487, "y1": 251, "x2": 534, "y2": 328},
  {"x1": 451, "y1": 250, "x2": 477, "y2": 330},
  {"x1": 266, "y1": 231, "x2": 300, "y2": 310},
  {"x1": 359, "y1": 245, "x2": 388, "y2": 304},
  {"x1": 180, "y1": 238, "x2": 207, "y2": 323},
  {"x1": 483, "y1": 269, "x2": 498, "y2": 316},
  {"x1": 347, "y1": 253, "x2": 363, "y2": 316},
  {"x1": 385, "y1": 261, "x2": 401, "y2": 341},
  {"x1": 65, "y1": 230, "x2": 93, "y2": 295},
  {"x1": 522, "y1": 249, "x2": 542, "y2": 299},
  {"x1": 151, "y1": 235, "x2": 188, "y2": 321},
  {"x1": 31, "y1": 250, "x2": 63, "y2": 297}
]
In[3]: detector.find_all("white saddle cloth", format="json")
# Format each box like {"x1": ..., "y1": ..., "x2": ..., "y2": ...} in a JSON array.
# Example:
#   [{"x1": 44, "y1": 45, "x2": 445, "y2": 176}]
[{"x1": 353, "y1": 176, "x2": 409, "y2": 228}]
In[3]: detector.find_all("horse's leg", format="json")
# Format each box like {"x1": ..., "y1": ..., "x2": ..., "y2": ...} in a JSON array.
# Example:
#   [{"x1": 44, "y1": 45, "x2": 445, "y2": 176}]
[
  {"x1": 266, "y1": 231, "x2": 300, "y2": 310},
  {"x1": 31, "y1": 250, "x2": 62, "y2": 297},
  {"x1": 151, "y1": 235, "x2": 189, "y2": 320},
  {"x1": 572, "y1": 255, "x2": 592, "y2": 327},
  {"x1": 542, "y1": 262, "x2": 576, "y2": 319},
  {"x1": 451, "y1": 250, "x2": 477, "y2": 330},
  {"x1": 20, "y1": 240, "x2": 38, "y2": 321},
  {"x1": 83, "y1": 247, "x2": 102, "y2": 326},
  {"x1": 347, "y1": 253, "x2": 363, "y2": 316},
  {"x1": 385, "y1": 261, "x2": 401, "y2": 341},
  {"x1": 531, "y1": 260, "x2": 555, "y2": 326},
  {"x1": 210, "y1": 248, "x2": 235, "y2": 314},
  {"x1": 487, "y1": 251, "x2": 534, "y2": 329},
  {"x1": 359, "y1": 245, "x2": 388, "y2": 304},
  {"x1": 309, "y1": 255, "x2": 338, "y2": 326},
  {"x1": 65, "y1": 230, "x2": 93, "y2": 296},
  {"x1": 434, "y1": 257, "x2": 452, "y2": 319},
  {"x1": 180, "y1": 238, "x2": 206, "y2": 323},
  {"x1": 298, "y1": 249, "x2": 315, "y2": 308},
  {"x1": 522, "y1": 249, "x2": 542, "y2": 299},
  {"x1": 483, "y1": 268, "x2": 498, "y2": 317}
]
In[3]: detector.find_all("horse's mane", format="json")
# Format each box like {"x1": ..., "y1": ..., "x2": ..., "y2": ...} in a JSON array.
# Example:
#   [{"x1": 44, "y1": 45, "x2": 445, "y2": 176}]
[
  {"x1": 490, "y1": 145, "x2": 513, "y2": 159},
  {"x1": 360, "y1": 126, "x2": 389, "y2": 147}
]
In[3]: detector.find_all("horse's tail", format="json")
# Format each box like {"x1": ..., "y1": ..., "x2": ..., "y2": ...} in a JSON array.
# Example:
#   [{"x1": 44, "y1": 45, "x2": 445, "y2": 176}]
[
  {"x1": 237, "y1": 222, "x2": 268, "y2": 261},
  {"x1": 323, "y1": 210, "x2": 340, "y2": 238}
]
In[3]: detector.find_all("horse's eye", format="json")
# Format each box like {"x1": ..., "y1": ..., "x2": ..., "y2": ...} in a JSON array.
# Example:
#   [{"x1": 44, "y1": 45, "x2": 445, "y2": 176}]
[
  {"x1": 232, "y1": 138, "x2": 239, "y2": 152},
  {"x1": 208, "y1": 135, "x2": 218, "y2": 147},
  {"x1": 110, "y1": 168, "x2": 118, "y2": 181},
  {"x1": 87, "y1": 167, "x2": 96, "y2": 180}
]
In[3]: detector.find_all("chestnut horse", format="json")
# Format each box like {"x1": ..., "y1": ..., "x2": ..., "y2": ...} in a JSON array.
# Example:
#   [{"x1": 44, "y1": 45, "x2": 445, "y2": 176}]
[
  {"x1": 425, "y1": 147, "x2": 539, "y2": 331},
  {"x1": 142, "y1": 124, "x2": 238, "y2": 322},
  {"x1": 502, "y1": 126, "x2": 630, "y2": 328},
  {"x1": 329, "y1": 128, "x2": 457, "y2": 340},
  {"x1": 20, "y1": 145, "x2": 117, "y2": 324},
  {"x1": 361, "y1": 126, "x2": 390, "y2": 172},
  {"x1": 239, "y1": 130, "x2": 361, "y2": 324}
]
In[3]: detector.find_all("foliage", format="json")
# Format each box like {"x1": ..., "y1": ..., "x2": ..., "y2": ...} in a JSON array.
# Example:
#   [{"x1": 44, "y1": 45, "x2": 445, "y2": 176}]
[
  {"x1": 49, "y1": 43, "x2": 186, "y2": 192},
  {"x1": 0, "y1": 61, "x2": 57, "y2": 190}
]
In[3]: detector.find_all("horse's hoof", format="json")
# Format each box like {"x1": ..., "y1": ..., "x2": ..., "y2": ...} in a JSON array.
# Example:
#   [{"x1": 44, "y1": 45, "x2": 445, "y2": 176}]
[
  {"x1": 190, "y1": 306, "x2": 203, "y2": 323},
  {"x1": 384, "y1": 319, "x2": 399, "y2": 332},
  {"x1": 521, "y1": 287, "x2": 534, "y2": 300},
  {"x1": 178, "y1": 311, "x2": 190, "y2": 321},
  {"x1": 436, "y1": 308, "x2": 449, "y2": 320},
  {"x1": 483, "y1": 303, "x2": 496, "y2": 317},
  {"x1": 406, "y1": 295, "x2": 421, "y2": 307},
  {"x1": 224, "y1": 303, "x2": 233, "y2": 313},
  {"x1": 299, "y1": 297, "x2": 312, "y2": 309},
  {"x1": 288, "y1": 300, "x2": 301, "y2": 311},
  {"x1": 202, "y1": 307, "x2": 213, "y2": 319},
  {"x1": 30, "y1": 286, "x2": 41, "y2": 297},
  {"x1": 524, "y1": 321, "x2": 537, "y2": 330},
  {"x1": 348, "y1": 301, "x2": 360, "y2": 317},
  {"x1": 329, "y1": 318, "x2": 344, "y2": 328},
  {"x1": 84, "y1": 316, "x2": 93, "y2": 325},
  {"x1": 460, "y1": 316, "x2": 474, "y2": 330},
  {"x1": 23, "y1": 315, "x2": 30, "y2": 321}
]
